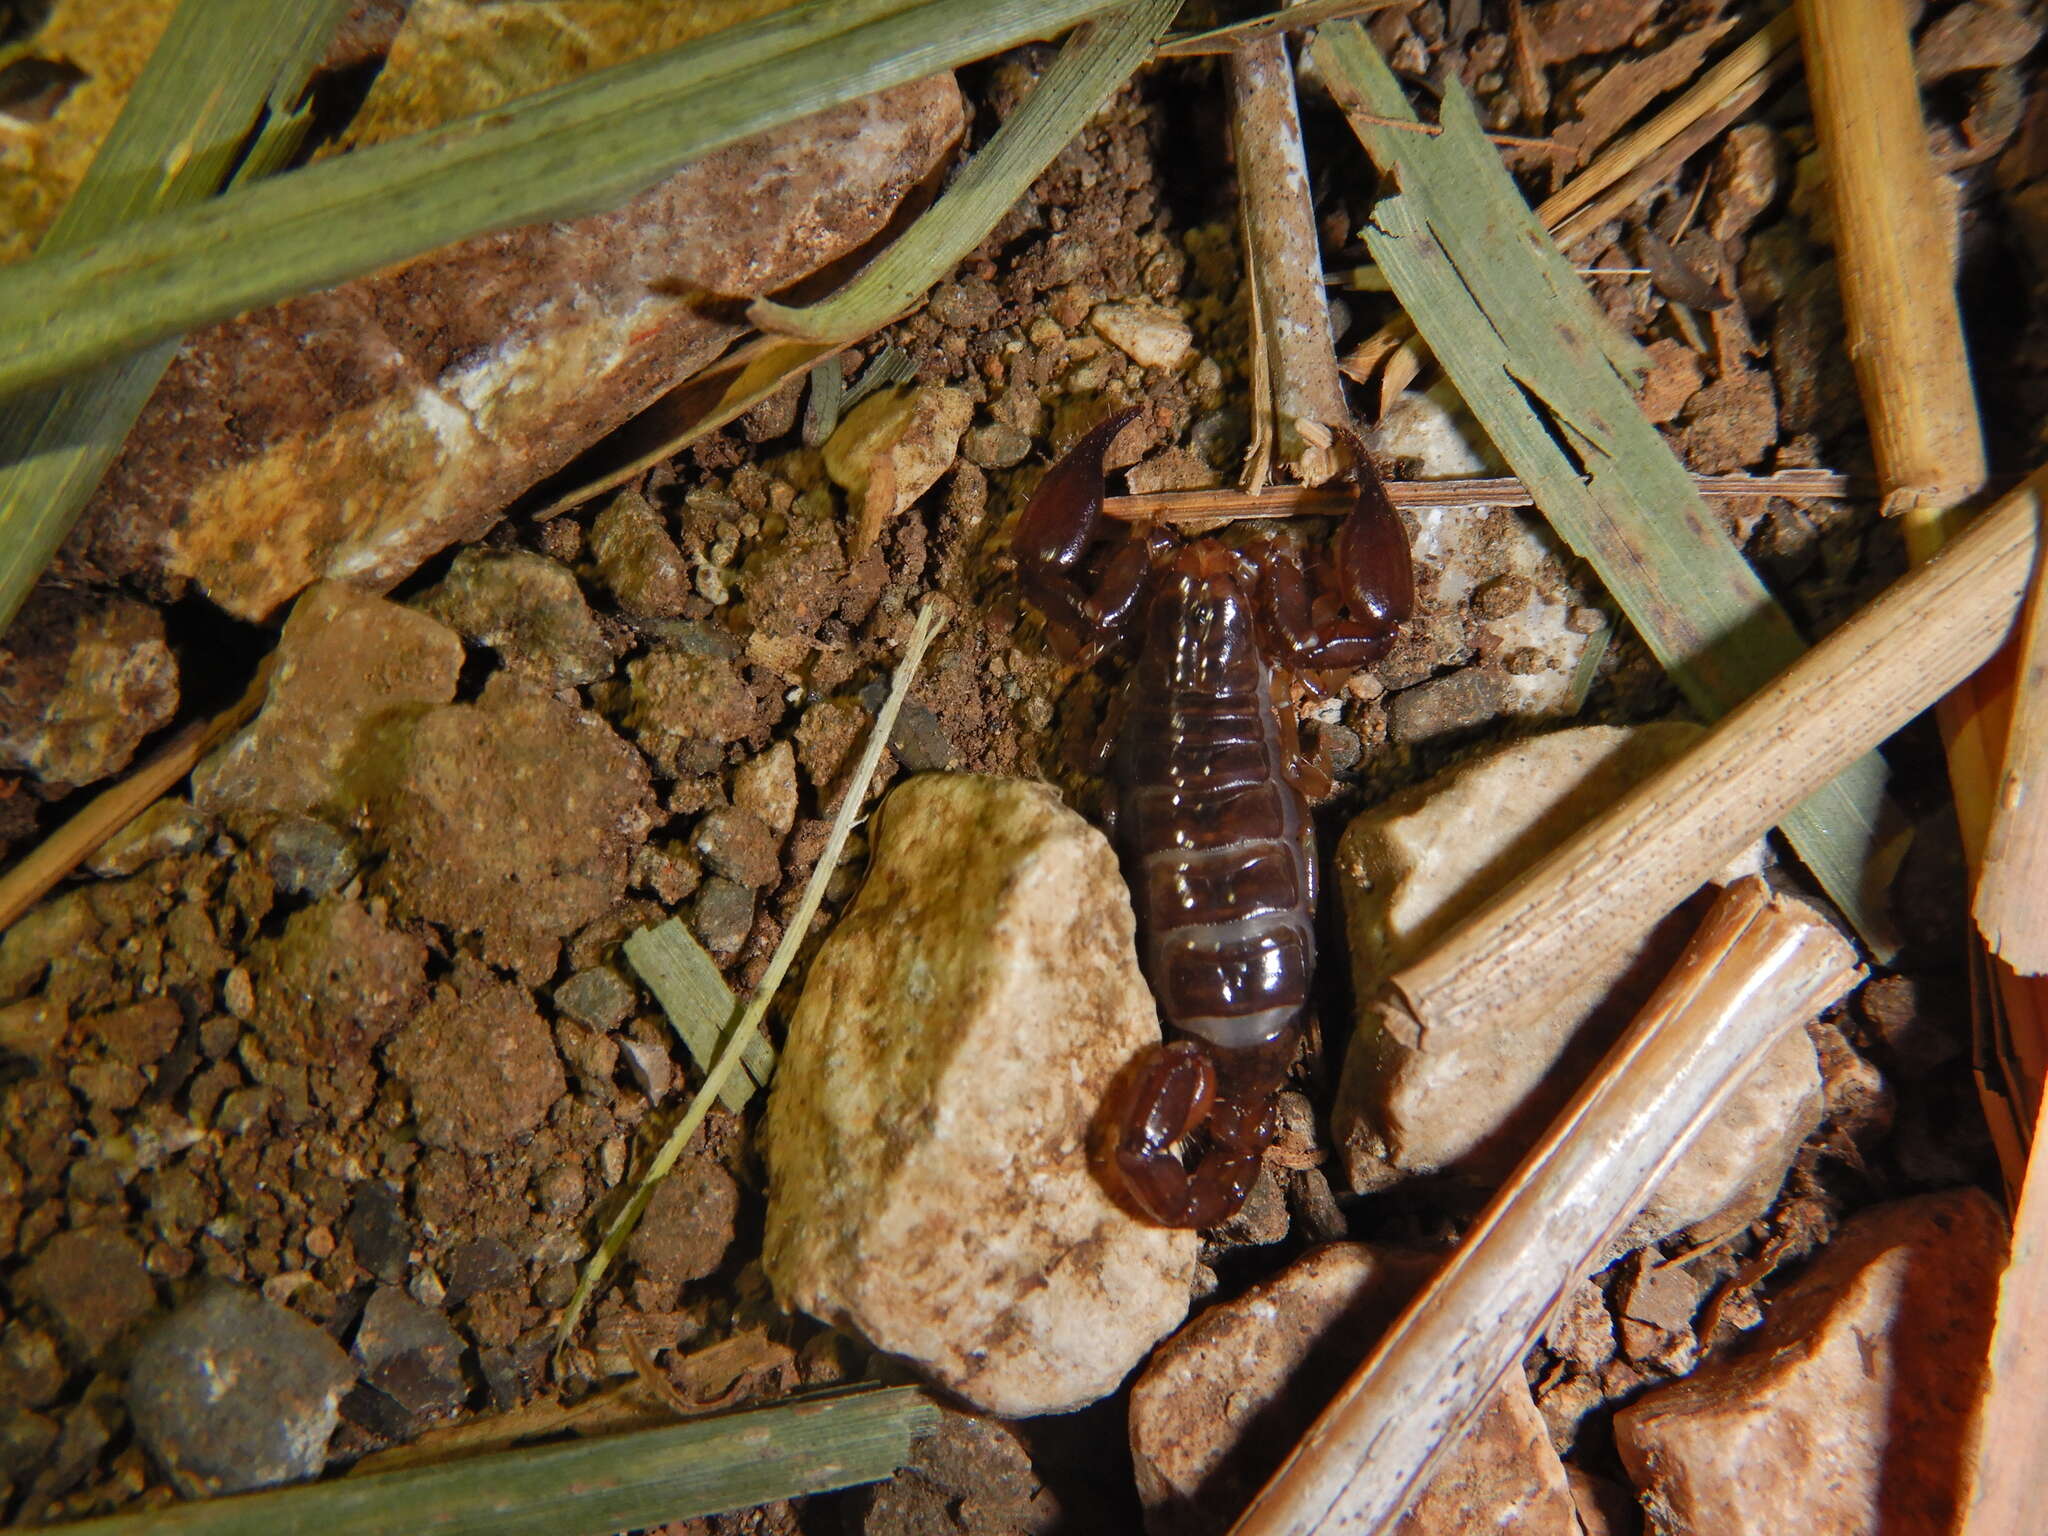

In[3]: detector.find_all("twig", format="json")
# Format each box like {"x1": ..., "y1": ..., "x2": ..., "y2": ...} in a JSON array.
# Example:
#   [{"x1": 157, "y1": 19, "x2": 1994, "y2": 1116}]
[
  {"x1": 1232, "y1": 33, "x2": 1353, "y2": 487},
  {"x1": 1376, "y1": 463, "x2": 2042, "y2": 1052},
  {"x1": 554, "y1": 599, "x2": 948, "y2": 1361},
  {"x1": 1101, "y1": 469, "x2": 1855, "y2": 526},
  {"x1": 0, "y1": 659, "x2": 273, "y2": 934},
  {"x1": 1231, "y1": 880, "x2": 1862, "y2": 1535},
  {"x1": 1979, "y1": 586, "x2": 2048, "y2": 973}
]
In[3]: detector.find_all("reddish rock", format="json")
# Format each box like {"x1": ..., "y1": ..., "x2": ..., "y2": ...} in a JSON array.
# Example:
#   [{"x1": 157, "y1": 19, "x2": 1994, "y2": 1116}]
[
  {"x1": 248, "y1": 898, "x2": 428, "y2": 1118},
  {"x1": 84, "y1": 996, "x2": 182, "y2": 1069},
  {"x1": 373, "y1": 673, "x2": 653, "y2": 981},
  {"x1": 414, "y1": 547, "x2": 612, "y2": 688},
  {"x1": 626, "y1": 1154, "x2": 740, "y2": 1288},
  {"x1": 1615, "y1": 1189, "x2": 2006, "y2": 1536},
  {"x1": 384, "y1": 957, "x2": 565, "y2": 1153},
  {"x1": 62, "y1": 79, "x2": 967, "y2": 622},
  {"x1": 0, "y1": 587, "x2": 176, "y2": 786},
  {"x1": 1130, "y1": 1241, "x2": 1575, "y2": 1535},
  {"x1": 590, "y1": 491, "x2": 693, "y2": 620},
  {"x1": 14, "y1": 1226, "x2": 157, "y2": 1360},
  {"x1": 620, "y1": 651, "x2": 768, "y2": 777},
  {"x1": 192, "y1": 583, "x2": 463, "y2": 823}
]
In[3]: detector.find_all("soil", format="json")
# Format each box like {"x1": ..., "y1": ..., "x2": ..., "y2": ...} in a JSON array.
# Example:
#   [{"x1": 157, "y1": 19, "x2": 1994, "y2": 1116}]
[{"x1": 0, "y1": 0, "x2": 2039, "y2": 1529}]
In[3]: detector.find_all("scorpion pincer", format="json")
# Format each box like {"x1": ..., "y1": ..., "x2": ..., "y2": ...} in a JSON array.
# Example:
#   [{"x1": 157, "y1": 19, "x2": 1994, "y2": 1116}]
[{"x1": 1013, "y1": 408, "x2": 1416, "y2": 1228}]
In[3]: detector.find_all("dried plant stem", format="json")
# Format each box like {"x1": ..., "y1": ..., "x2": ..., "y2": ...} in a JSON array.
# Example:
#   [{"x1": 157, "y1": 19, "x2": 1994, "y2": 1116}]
[
  {"x1": 1231, "y1": 35, "x2": 1352, "y2": 487},
  {"x1": 0, "y1": 661, "x2": 272, "y2": 933},
  {"x1": 1795, "y1": 0, "x2": 2048, "y2": 1175},
  {"x1": 1101, "y1": 469, "x2": 1853, "y2": 526},
  {"x1": 1547, "y1": 52, "x2": 1794, "y2": 251},
  {"x1": 554, "y1": 599, "x2": 947, "y2": 1360},
  {"x1": 1964, "y1": 1091, "x2": 2048, "y2": 1534},
  {"x1": 1978, "y1": 588, "x2": 2048, "y2": 974},
  {"x1": 1231, "y1": 879, "x2": 1862, "y2": 1535},
  {"x1": 1386, "y1": 464, "x2": 2041, "y2": 1048},
  {"x1": 1535, "y1": 9, "x2": 1800, "y2": 236},
  {"x1": 1796, "y1": 0, "x2": 1987, "y2": 516}
]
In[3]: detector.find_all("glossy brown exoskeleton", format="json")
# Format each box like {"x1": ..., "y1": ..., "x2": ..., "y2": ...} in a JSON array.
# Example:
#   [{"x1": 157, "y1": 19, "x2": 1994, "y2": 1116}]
[{"x1": 1014, "y1": 408, "x2": 1415, "y2": 1228}]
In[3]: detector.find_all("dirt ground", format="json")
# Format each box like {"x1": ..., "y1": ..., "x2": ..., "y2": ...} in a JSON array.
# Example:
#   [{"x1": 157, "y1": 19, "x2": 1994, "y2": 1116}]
[{"x1": 0, "y1": 0, "x2": 2041, "y2": 1527}]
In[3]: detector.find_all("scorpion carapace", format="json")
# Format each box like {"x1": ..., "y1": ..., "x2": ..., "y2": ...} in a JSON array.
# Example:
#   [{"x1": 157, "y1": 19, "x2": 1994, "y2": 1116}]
[{"x1": 1013, "y1": 408, "x2": 1416, "y2": 1227}]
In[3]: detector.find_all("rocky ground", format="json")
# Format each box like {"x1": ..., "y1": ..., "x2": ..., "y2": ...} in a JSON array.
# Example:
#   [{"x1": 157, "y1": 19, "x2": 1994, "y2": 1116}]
[{"x1": 0, "y1": 0, "x2": 2043, "y2": 1530}]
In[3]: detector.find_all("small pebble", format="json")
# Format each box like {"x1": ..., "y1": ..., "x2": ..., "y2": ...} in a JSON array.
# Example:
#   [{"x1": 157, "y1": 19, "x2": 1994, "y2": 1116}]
[{"x1": 126, "y1": 1286, "x2": 357, "y2": 1497}]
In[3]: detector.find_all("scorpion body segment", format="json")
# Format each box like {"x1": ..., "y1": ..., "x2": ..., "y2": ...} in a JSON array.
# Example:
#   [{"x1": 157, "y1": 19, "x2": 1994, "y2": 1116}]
[{"x1": 1013, "y1": 408, "x2": 1415, "y2": 1228}]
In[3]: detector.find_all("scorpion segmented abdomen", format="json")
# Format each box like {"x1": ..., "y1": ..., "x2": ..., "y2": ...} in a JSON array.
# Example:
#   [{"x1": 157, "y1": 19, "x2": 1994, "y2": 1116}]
[{"x1": 1115, "y1": 562, "x2": 1317, "y2": 1053}]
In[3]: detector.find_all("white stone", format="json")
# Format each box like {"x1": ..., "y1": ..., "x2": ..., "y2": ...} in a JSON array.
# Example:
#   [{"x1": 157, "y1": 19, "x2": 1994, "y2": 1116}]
[
  {"x1": 1088, "y1": 302, "x2": 1193, "y2": 370},
  {"x1": 1616, "y1": 1190, "x2": 2005, "y2": 1536},
  {"x1": 762, "y1": 773, "x2": 1197, "y2": 1417},
  {"x1": 1130, "y1": 1242, "x2": 1575, "y2": 1535},
  {"x1": 1331, "y1": 725, "x2": 1821, "y2": 1243},
  {"x1": 823, "y1": 385, "x2": 973, "y2": 545}
]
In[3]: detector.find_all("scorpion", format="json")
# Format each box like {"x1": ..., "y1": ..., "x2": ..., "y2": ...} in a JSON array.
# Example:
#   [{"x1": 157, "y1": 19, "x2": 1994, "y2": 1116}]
[{"x1": 1012, "y1": 407, "x2": 1415, "y2": 1228}]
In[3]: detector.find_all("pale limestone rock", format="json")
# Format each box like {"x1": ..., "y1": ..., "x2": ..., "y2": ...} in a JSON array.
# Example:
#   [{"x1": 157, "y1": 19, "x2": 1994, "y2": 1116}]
[
  {"x1": 1616, "y1": 1190, "x2": 2005, "y2": 1536},
  {"x1": 1331, "y1": 725, "x2": 1817, "y2": 1243},
  {"x1": 763, "y1": 773, "x2": 1197, "y2": 1417},
  {"x1": 0, "y1": 588, "x2": 177, "y2": 787},
  {"x1": 192, "y1": 584, "x2": 462, "y2": 824},
  {"x1": 1088, "y1": 302, "x2": 1193, "y2": 370},
  {"x1": 1130, "y1": 1243, "x2": 1575, "y2": 1536},
  {"x1": 823, "y1": 385, "x2": 974, "y2": 550},
  {"x1": 64, "y1": 78, "x2": 966, "y2": 622},
  {"x1": 1363, "y1": 387, "x2": 1604, "y2": 723},
  {"x1": 732, "y1": 740, "x2": 798, "y2": 837}
]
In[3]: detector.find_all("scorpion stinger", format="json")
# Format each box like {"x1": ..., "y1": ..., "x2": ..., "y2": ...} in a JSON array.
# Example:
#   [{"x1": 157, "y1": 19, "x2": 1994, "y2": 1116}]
[{"x1": 1012, "y1": 414, "x2": 1418, "y2": 1229}]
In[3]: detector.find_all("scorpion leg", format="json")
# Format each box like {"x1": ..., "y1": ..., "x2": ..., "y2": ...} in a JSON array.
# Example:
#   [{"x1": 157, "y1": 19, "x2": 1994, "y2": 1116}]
[
  {"x1": 1013, "y1": 407, "x2": 1164, "y2": 662},
  {"x1": 1094, "y1": 1033, "x2": 1296, "y2": 1228}
]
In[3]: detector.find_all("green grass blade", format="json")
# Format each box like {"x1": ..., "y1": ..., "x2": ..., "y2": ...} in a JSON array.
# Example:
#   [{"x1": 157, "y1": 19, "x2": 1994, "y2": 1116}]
[
  {"x1": 0, "y1": 0, "x2": 351, "y2": 633},
  {"x1": 558, "y1": 600, "x2": 949, "y2": 1361},
  {"x1": 624, "y1": 919, "x2": 776, "y2": 1114},
  {"x1": 49, "y1": 1387, "x2": 937, "y2": 1536},
  {"x1": 0, "y1": 0, "x2": 1121, "y2": 401},
  {"x1": 750, "y1": 0, "x2": 1182, "y2": 342},
  {"x1": 1313, "y1": 21, "x2": 1902, "y2": 957}
]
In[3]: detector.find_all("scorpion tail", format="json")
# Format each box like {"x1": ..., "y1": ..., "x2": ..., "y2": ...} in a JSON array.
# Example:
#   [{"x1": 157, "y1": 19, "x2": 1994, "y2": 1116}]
[{"x1": 1092, "y1": 1039, "x2": 1277, "y2": 1228}]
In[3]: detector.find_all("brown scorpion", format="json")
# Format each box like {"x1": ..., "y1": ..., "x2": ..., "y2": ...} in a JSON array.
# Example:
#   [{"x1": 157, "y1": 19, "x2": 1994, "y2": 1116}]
[{"x1": 1013, "y1": 408, "x2": 1415, "y2": 1228}]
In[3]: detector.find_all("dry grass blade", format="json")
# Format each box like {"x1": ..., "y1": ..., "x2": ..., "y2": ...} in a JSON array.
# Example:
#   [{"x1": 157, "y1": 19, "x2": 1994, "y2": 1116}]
[
  {"x1": 623, "y1": 920, "x2": 777, "y2": 1114},
  {"x1": 533, "y1": 335, "x2": 847, "y2": 521},
  {"x1": 1231, "y1": 879, "x2": 1862, "y2": 1535},
  {"x1": 1312, "y1": 19, "x2": 1901, "y2": 957},
  {"x1": 0, "y1": 0, "x2": 350, "y2": 634},
  {"x1": 1535, "y1": 9, "x2": 1801, "y2": 236},
  {"x1": 50, "y1": 1386, "x2": 936, "y2": 1536},
  {"x1": 0, "y1": 0, "x2": 1125, "y2": 399},
  {"x1": 555, "y1": 599, "x2": 948, "y2": 1360},
  {"x1": 0, "y1": 657, "x2": 273, "y2": 933},
  {"x1": 1155, "y1": 0, "x2": 1399, "y2": 57},
  {"x1": 749, "y1": 0, "x2": 1181, "y2": 343}
]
